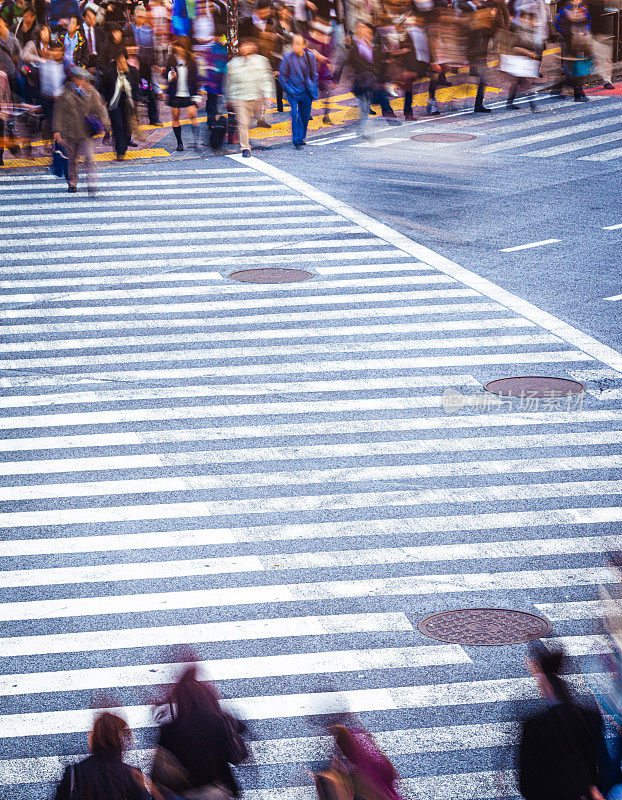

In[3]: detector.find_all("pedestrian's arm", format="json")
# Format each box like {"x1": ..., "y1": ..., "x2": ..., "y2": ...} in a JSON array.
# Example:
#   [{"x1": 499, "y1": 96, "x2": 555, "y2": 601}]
[{"x1": 309, "y1": 50, "x2": 318, "y2": 85}]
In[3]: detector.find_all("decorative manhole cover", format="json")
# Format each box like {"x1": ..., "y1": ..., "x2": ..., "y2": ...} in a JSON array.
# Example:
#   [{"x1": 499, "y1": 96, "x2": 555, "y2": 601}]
[
  {"x1": 418, "y1": 608, "x2": 552, "y2": 645},
  {"x1": 410, "y1": 132, "x2": 477, "y2": 143},
  {"x1": 485, "y1": 376, "x2": 585, "y2": 398},
  {"x1": 229, "y1": 268, "x2": 314, "y2": 284}
]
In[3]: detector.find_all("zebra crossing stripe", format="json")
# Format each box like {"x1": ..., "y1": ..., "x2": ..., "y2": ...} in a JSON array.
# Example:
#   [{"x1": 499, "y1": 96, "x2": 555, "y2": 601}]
[
  {"x1": 0, "y1": 566, "x2": 614, "y2": 622},
  {"x1": 542, "y1": 635, "x2": 610, "y2": 655},
  {"x1": 534, "y1": 600, "x2": 604, "y2": 620},
  {"x1": 477, "y1": 117, "x2": 620, "y2": 153},
  {"x1": 1, "y1": 506, "x2": 620, "y2": 557},
  {"x1": 0, "y1": 174, "x2": 270, "y2": 193},
  {"x1": 528, "y1": 130, "x2": 622, "y2": 157},
  {"x1": 580, "y1": 145, "x2": 622, "y2": 161}
]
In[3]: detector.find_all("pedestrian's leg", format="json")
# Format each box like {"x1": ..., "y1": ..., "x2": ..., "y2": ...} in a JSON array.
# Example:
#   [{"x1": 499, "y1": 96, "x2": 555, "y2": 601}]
[
  {"x1": 275, "y1": 78, "x2": 284, "y2": 112},
  {"x1": 357, "y1": 91, "x2": 371, "y2": 136},
  {"x1": 506, "y1": 77, "x2": 519, "y2": 108},
  {"x1": 80, "y1": 137, "x2": 96, "y2": 193},
  {"x1": 109, "y1": 106, "x2": 127, "y2": 157},
  {"x1": 64, "y1": 138, "x2": 78, "y2": 189},
  {"x1": 233, "y1": 100, "x2": 251, "y2": 153},
  {"x1": 0, "y1": 118, "x2": 4, "y2": 165},
  {"x1": 591, "y1": 34, "x2": 614, "y2": 87},
  {"x1": 288, "y1": 94, "x2": 304, "y2": 146},
  {"x1": 404, "y1": 85, "x2": 413, "y2": 118},
  {"x1": 171, "y1": 106, "x2": 183, "y2": 150},
  {"x1": 187, "y1": 102, "x2": 201, "y2": 148},
  {"x1": 373, "y1": 87, "x2": 395, "y2": 117},
  {"x1": 473, "y1": 69, "x2": 490, "y2": 112},
  {"x1": 300, "y1": 92, "x2": 312, "y2": 141}
]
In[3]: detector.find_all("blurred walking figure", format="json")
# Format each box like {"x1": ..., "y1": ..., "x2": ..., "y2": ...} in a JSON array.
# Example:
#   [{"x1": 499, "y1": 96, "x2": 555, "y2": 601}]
[
  {"x1": 279, "y1": 33, "x2": 318, "y2": 149},
  {"x1": 52, "y1": 65, "x2": 110, "y2": 193},
  {"x1": 151, "y1": 663, "x2": 248, "y2": 800},
  {"x1": 55, "y1": 712, "x2": 150, "y2": 800},
  {"x1": 226, "y1": 37, "x2": 273, "y2": 157},
  {"x1": 102, "y1": 51, "x2": 139, "y2": 160},
  {"x1": 518, "y1": 644, "x2": 611, "y2": 800},
  {"x1": 166, "y1": 38, "x2": 200, "y2": 150},
  {"x1": 498, "y1": 8, "x2": 542, "y2": 110}
]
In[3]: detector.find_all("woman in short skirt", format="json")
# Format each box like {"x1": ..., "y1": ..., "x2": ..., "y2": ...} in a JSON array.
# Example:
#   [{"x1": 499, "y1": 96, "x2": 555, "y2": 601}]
[{"x1": 166, "y1": 39, "x2": 200, "y2": 150}]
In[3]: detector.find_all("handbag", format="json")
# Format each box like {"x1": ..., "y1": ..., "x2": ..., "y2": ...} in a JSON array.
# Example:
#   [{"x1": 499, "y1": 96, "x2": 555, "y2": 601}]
[
  {"x1": 83, "y1": 113, "x2": 104, "y2": 137},
  {"x1": 304, "y1": 50, "x2": 320, "y2": 100},
  {"x1": 51, "y1": 141, "x2": 68, "y2": 179}
]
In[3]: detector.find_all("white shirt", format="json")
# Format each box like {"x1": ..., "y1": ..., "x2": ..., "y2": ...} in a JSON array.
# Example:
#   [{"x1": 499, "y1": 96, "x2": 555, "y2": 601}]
[
  {"x1": 85, "y1": 23, "x2": 97, "y2": 54},
  {"x1": 39, "y1": 60, "x2": 65, "y2": 98},
  {"x1": 175, "y1": 60, "x2": 189, "y2": 96}
]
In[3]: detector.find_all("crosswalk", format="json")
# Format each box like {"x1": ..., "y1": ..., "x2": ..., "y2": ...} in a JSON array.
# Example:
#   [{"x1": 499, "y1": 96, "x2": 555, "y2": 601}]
[
  {"x1": 348, "y1": 96, "x2": 622, "y2": 162},
  {"x1": 1, "y1": 157, "x2": 622, "y2": 800}
]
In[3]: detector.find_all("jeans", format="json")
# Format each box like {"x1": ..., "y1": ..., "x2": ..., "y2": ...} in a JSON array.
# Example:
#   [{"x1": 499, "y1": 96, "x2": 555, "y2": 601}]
[{"x1": 286, "y1": 91, "x2": 312, "y2": 145}]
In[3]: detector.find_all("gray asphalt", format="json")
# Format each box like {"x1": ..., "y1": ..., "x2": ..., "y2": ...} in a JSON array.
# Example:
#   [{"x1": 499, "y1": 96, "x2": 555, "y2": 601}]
[{"x1": 0, "y1": 97, "x2": 621, "y2": 799}]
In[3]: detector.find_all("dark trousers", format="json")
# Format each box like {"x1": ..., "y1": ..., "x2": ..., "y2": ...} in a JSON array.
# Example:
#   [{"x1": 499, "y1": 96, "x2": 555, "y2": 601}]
[
  {"x1": 138, "y1": 62, "x2": 159, "y2": 123},
  {"x1": 275, "y1": 77, "x2": 284, "y2": 112},
  {"x1": 371, "y1": 87, "x2": 393, "y2": 115},
  {"x1": 286, "y1": 91, "x2": 312, "y2": 145},
  {"x1": 109, "y1": 104, "x2": 129, "y2": 156},
  {"x1": 40, "y1": 95, "x2": 55, "y2": 135}
]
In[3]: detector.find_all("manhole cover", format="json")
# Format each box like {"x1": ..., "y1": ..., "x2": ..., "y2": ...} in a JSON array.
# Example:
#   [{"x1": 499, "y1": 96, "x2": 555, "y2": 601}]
[
  {"x1": 410, "y1": 132, "x2": 477, "y2": 143},
  {"x1": 418, "y1": 609, "x2": 552, "y2": 645},
  {"x1": 229, "y1": 268, "x2": 314, "y2": 284},
  {"x1": 485, "y1": 376, "x2": 585, "y2": 398}
]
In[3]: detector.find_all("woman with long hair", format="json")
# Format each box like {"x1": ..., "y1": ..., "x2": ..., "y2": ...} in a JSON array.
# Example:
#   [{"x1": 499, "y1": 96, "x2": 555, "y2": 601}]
[
  {"x1": 165, "y1": 38, "x2": 200, "y2": 150},
  {"x1": 55, "y1": 712, "x2": 150, "y2": 800}
]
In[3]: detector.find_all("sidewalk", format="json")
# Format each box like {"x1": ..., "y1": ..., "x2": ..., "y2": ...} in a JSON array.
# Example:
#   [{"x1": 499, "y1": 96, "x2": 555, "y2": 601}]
[{"x1": 2, "y1": 45, "x2": 619, "y2": 171}]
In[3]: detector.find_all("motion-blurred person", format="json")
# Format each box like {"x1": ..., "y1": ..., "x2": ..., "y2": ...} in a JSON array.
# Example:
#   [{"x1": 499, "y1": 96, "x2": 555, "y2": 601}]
[
  {"x1": 518, "y1": 644, "x2": 611, "y2": 800},
  {"x1": 34, "y1": 38, "x2": 65, "y2": 139},
  {"x1": 83, "y1": 1, "x2": 109, "y2": 74},
  {"x1": 226, "y1": 37, "x2": 273, "y2": 157},
  {"x1": 52, "y1": 64, "x2": 110, "y2": 192},
  {"x1": 239, "y1": 0, "x2": 277, "y2": 127},
  {"x1": 0, "y1": 0, "x2": 27, "y2": 28},
  {"x1": 464, "y1": 0, "x2": 492, "y2": 113},
  {"x1": 128, "y1": 4, "x2": 159, "y2": 123},
  {"x1": 55, "y1": 711, "x2": 150, "y2": 800},
  {"x1": 58, "y1": 15, "x2": 89, "y2": 68},
  {"x1": 14, "y1": 3, "x2": 37, "y2": 46},
  {"x1": 102, "y1": 50, "x2": 138, "y2": 158},
  {"x1": 272, "y1": 1, "x2": 299, "y2": 112},
  {"x1": 585, "y1": 0, "x2": 614, "y2": 89},
  {"x1": 279, "y1": 32, "x2": 318, "y2": 148},
  {"x1": 499, "y1": 8, "x2": 541, "y2": 110},
  {"x1": 0, "y1": 67, "x2": 11, "y2": 164},
  {"x1": 0, "y1": 14, "x2": 20, "y2": 88},
  {"x1": 151, "y1": 663, "x2": 248, "y2": 799},
  {"x1": 554, "y1": 0, "x2": 590, "y2": 101},
  {"x1": 327, "y1": 724, "x2": 405, "y2": 800},
  {"x1": 307, "y1": 12, "x2": 333, "y2": 123},
  {"x1": 166, "y1": 37, "x2": 200, "y2": 149}
]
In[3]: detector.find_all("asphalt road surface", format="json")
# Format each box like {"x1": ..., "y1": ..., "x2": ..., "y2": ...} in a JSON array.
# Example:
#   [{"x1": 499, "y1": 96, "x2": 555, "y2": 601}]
[{"x1": 0, "y1": 90, "x2": 621, "y2": 799}]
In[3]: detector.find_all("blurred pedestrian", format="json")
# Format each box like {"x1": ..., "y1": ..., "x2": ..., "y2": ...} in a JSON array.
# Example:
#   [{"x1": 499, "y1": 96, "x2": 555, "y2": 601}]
[
  {"x1": 14, "y1": 3, "x2": 37, "y2": 47},
  {"x1": 272, "y1": 0, "x2": 299, "y2": 112},
  {"x1": 52, "y1": 64, "x2": 110, "y2": 192},
  {"x1": 0, "y1": 14, "x2": 20, "y2": 87},
  {"x1": 58, "y1": 15, "x2": 89, "y2": 69},
  {"x1": 102, "y1": 50, "x2": 138, "y2": 159},
  {"x1": 166, "y1": 37, "x2": 200, "y2": 150},
  {"x1": 151, "y1": 663, "x2": 248, "y2": 799},
  {"x1": 226, "y1": 37, "x2": 273, "y2": 157},
  {"x1": 0, "y1": 67, "x2": 11, "y2": 165},
  {"x1": 54, "y1": 711, "x2": 150, "y2": 800},
  {"x1": 279, "y1": 32, "x2": 318, "y2": 148},
  {"x1": 128, "y1": 3, "x2": 159, "y2": 123},
  {"x1": 518, "y1": 644, "x2": 611, "y2": 800},
  {"x1": 83, "y1": 1, "x2": 109, "y2": 76}
]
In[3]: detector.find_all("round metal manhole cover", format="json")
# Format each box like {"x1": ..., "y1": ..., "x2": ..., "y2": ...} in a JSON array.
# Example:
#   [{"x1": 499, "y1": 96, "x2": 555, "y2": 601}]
[
  {"x1": 418, "y1": 609, "x2": 552, "y2": 646},
  {"x1": 485, "y1": 376, "x2": 585, "y2": 398},
  {"x1": 229, "y1": 268, "x2": 314, "y2": 284},
  {"x1": 410, "y1": 132, "x2": 477, "y2": 143}
]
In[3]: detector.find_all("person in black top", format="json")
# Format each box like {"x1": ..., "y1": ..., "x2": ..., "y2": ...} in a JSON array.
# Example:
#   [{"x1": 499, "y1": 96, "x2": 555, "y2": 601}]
[
  {"x1": 55, "y1": 712, "x2": 150, "y2": 800},
  {"x1": 518, "y1": 644, "x2": 611, "y2": 800}
]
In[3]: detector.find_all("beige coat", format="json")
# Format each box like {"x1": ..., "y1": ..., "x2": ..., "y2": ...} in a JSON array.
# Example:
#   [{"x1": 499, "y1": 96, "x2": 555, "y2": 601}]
[{"x1": 52, "y1": 83, "x2": 110, "y2": 140}]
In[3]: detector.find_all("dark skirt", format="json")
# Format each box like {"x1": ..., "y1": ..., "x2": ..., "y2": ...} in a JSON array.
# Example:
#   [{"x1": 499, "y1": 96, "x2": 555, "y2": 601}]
[{"x1": 168, "y1": 96, "x2": 197, "y2": 108}]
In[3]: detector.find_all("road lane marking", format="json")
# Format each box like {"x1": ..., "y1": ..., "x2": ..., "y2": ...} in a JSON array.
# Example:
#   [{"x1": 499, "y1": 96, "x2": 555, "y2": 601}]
[{"x1": 500, "y1": 239, "x2": 560, "y2": 252}]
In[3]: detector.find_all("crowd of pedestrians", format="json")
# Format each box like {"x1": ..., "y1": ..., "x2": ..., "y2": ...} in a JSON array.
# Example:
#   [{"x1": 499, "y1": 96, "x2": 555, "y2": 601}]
[{"x1": 0, "y1": 0, "x2": 617, "y2": 182}]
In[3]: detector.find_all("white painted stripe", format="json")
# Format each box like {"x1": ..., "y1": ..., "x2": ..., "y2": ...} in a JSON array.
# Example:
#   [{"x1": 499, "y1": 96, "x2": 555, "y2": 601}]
[
  {"x1": 0, "y1": 333, "x2": 558, "y2": 370},
  {"x1": 3, "y1": 456, "x2": 620, "y2": 503},
  {"x1": 1, "y1": 506, "x2": 620, "y2": 557},
  {"x1": 0, "y1": 176, "x2": 270, "y2": 195},
  {"x1": 6, "y1": 408, "x2": 620, "y2": 452},
  {"x1": 312, "y1": 133, "x2": 358, "y2": 145},
  {"x1": 0, "y1": 350, "x2": 593, "y2": 386},
  {"x1": 2, "y1": 249, "x2": 411, "y2": 278},
  {"x1": 500, "y1": 239, "x2": 559, "y2": 252},
  {"x1": 3, "y1": 430, "x2": 620, "y2": 478},
  {"x1": 4, "y1": 409, "x2": 618, "y2": 452},
  {"x1": 477, "y1": 117, "x2": 621, "y2": 153},
  {"x1": 528, "y1": 131, "x2": 622, "y2": 157},
  {"x1": 580, "y1": 146, "x2": 622, "y2": 161},
  {"x1": 2, "y1": 233, "x2": 372, "y2": 268},
  {"x1": 0, "y1": 645, "x2": 465, "y2": 696},
  {"x1": 605, "y1": 293, "x2": 622, "y2": 302},
  {"x1": 0, "y1": 672, "x2": 598, "y2": 735},
  {"x1": 534, "y1": 600, "x2": 604, "y2": 620},
  {"x1": 543, "y1": 635, "x2": 611, "y2": 656},
  {"x1": 314, "y1": 262, "x2": 431, "y2": 274},
  {"x1": 0, "y1": 727, "x2": 515, "y2": 785},
  {"x1": 0, "y1": 612, "x2": 414, "y2": 657},
  {"x1": 0, "y1": 319, "x2": 531, "y2": 355},
  {"x1": 0, "y1": 194, "x2": 312, "y2": 220},
  {"x1": 1, "y1": 479, "x2": 617, "y2": 531},
  {"x1": 0, "y1": 167, "x2": 252, "y2": 183},
  {"x1": 0, "y1": 272, "x2": 228, "y2": 291},
  {"x1": 465, "y1": 103, "x2": 609, "y2": 132},
  {"x1": 0, "y1": 216, "x2": 344, "y2": 249},
  {"x1": 587, "y1": 388, "x2": 622, "y2": 400},
  {"x1": 4, "y1": 532, "x2": 622, "y2": 588},
  {"x1": 0, "y1": 302, "x2": 507, "y2": 336},
  {"x1": 233, "y1": 155, "x2": 622, "y2": 373},
  {"x1": 0, "y1": 204, "x2": 323, "y2": 233},
  {"x1": 352, "y1": 137, "x2": 406, "y2": 148},
  {"x1": 603, "y1": 223, "x2": 622, "y2": 231},
  {"x1": 0, "y1": 374, "x2": 480, "y2": 408}
]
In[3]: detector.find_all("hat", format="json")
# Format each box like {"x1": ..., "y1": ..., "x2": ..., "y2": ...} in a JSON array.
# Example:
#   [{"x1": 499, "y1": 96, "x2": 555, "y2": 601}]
[{"x1": 70, "y1": 66, "x2": 95, "y2": 81}]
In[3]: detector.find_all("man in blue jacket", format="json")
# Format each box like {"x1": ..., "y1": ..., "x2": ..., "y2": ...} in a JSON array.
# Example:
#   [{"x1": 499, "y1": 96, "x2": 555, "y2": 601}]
[{"x1": 279, "y1": 33, "x2": 318, "y2": 149}]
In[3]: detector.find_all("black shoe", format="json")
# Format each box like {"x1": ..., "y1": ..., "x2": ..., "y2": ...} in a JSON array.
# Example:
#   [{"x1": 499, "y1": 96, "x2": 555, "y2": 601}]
[
  {"x1": 294, "y1": 142, "x2": 304, "y2": 149},
  {"x1": 474, "y1": 105, "x2": 491, "y2": 113},
  {"x1": 102, "y1": 132, "x2": 110, "y2": 144},
  {"x1": 574, "y1": 95, "x2": 589, "y2": 102},
  {"x1": 437, "y1": 77, "x2": 452, "y2": 87},
  {"x1": 322, "y1": 114, "x2": 332, "y2": 124},
  {"x1": 176, "y1": 143, "x2": 184, "y2": 151},
  {"x1": 603, "y1": 82, "x2": 615, "y2": 90},
  {"x1": 127, "y1": 139, "x2": 139, "y2": 147},
  {"x1": 404, "y1": 111, "x2": 414, "y2": 120},
  {"x1": 242, "y1": 148, "x2": 251, "y2": 157},
  {"x1": 369, "y1": 108, "x2": 377, "y2": 116},
  {"x1": 506, "y1": 102, "x2": 521, "y2": 110},
  {"x1": 88, "y1": 186, "x2": 97, "y2": 196},
  {"x1": 256, "y1": 118, "x2": 272, "y2": 128},
  {"x1": 68, "y1": 185, "x2": 77, "y2": 193}
]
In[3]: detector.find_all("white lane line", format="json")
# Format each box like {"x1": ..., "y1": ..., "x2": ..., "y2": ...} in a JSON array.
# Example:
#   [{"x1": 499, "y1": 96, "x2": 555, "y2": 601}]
[
  {"x1": 0, "y1": 319, "x2": 530, "y2": 355},
  {"x1": 477, "y1": 117, "x2": 621, "y2": 154},
  {"x1": 0, "y1": 612, "x2": 414, "y2": 658},
  {"x1": 580, "y1": 145, "x2": 622, "y2": 161},
  {"x1": 0, "y1": 176, "x2": 270, "y2": 195},
  {"x1": 3, "y1": 430, "x2": 620, "y2": 478},
  {"x1": 2, "y1": 506, "x2": 620, "y2": 557},
  {"x1": 352, "y1": 137, "x2": 406, "y2": 148},
  {"x1": 528, "y1": 131, "x2": 622, "y2": 157},
  {"x1": 1, "y1": 480, "x2": 619, "y2": 531},
  {"x1": 0, "y1": 645, "x2": 464, "y2": 696},
  {"x1": 0, "y1": 303, "x2": 509, "y2": 335},
  {"x1": 312, "y1": 133, "x2": 358, "y2": 146},
  {"x1": 314, "y1": 262, "x2": 431, "y2": 274},
  {"x1": 3, "y1": 533, "x2": 622, "y2": 588},
  {"x1": 0, "y1": 351, "x2": 593, "y2": 388},
  {"x1": 0, "y1": 167, "x2": 252, "y2": 183},
  {"x1": 0, "y1": 374, "x2": 480, "y2": 408},
  {"x1": 500, "y1": 239, "x2": 560, "y2": 252},
  {"x1": 534, "y1": 600, "x2": 604, "y2": 620},
  {"x1": 3, "y1": 455, "x2": 621, "y2": 503},
  {"x1": 0, "y1": 673, "x2": 602, "y2": 735},
  {"x1": 587, "y1": 388, "x2": 622, "y2": 400},
  {"x1": 5, "y1": 409, "x2": 619, "y2": 452},
  {"x1": 603, "y1": 223, "x2": 622, "y2": 231},
  {"x1": 0, "y1": 333, "x2": 558, "y2": 370},
  {"x1": 233, "y1": 155, "x2": 622, "y2": 372},
  {"x1": 463, "y1": 103, "x2": 610, "y2": 132},
  {"x1": 605, "y1": 293, "x2": 622, "y2": 302},
  {"x1": 542, "y1": 635, "x2": 611, "y2": 656}
]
